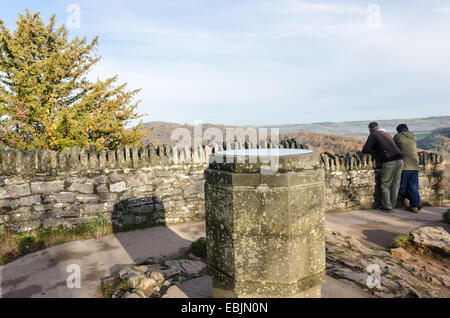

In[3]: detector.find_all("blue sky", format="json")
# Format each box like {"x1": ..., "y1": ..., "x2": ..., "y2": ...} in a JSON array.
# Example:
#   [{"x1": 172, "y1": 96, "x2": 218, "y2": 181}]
[{"x1": 1, "y1": 0, "x2": 449, "y2": 125}]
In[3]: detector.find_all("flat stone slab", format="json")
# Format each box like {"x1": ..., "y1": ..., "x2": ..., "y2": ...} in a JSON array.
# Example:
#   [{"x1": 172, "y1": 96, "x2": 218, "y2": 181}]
[
  {"x1": 209, "y1": 148, "x2": 320, "y2": 173},
  {"x1": 178, "y1": 260, "x2": 207, "y2": 275},
  {"x1": 321, "y1": 276, "x2": 374, "y2": 298},
  {"x1": 161, "y1": 275, "x2": 374, "y2": 298},
  {"x1": 162, "y1": 276, "x2": 212, "y2": 298},
  {"x1": 411, "y1": 226, "x2": 450, "y2": 255}
]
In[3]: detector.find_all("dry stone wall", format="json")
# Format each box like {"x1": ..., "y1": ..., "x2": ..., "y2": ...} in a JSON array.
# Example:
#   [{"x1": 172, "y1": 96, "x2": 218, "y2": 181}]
[
  {"x1": 0, "y1": 141, "x2": 445, "y2": 233},
  {"x1": 0, "y1": 145, "x2": 208, "y2": 233},
  {"x1": 321, "y1": 152, "x2": 444, "y2": 211}
]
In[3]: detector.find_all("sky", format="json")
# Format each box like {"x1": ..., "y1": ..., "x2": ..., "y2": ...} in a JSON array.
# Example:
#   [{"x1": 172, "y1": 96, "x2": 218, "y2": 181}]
[{"x1": 1, "y1": 0, "x2": 449, "y2": 126}]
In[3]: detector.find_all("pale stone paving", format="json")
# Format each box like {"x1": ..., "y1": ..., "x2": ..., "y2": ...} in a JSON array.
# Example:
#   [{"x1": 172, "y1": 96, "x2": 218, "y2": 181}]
[{"x1": 1, "y1": 206, "x2": 448, "y2": 298}]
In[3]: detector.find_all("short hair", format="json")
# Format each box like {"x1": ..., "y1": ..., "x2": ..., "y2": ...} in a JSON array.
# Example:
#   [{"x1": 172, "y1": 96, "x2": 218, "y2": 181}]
[
  {"x1": 396, "y1": 123, "x2": 408, "y2": 133},
  {"x1": 368, "y1": 122, "x2": 378, "y2": 130}
]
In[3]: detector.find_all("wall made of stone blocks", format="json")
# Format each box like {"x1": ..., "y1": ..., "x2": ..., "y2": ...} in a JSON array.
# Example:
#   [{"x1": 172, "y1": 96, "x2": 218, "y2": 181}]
[
  {"x1": 0, "y1": 141, "x2": 445, "y2": 233},
  {"x1": 321, "y1": 152, "x2": 444, "y2": 212},
  {"x1": 0, "y1": 164, "x2": 208, "y2": 233}
]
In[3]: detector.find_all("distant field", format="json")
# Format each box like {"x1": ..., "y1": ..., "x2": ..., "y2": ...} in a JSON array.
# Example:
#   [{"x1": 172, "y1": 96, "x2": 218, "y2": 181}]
[{"x1": 413, "y1": 131, "x2": 432, "y2": 139}]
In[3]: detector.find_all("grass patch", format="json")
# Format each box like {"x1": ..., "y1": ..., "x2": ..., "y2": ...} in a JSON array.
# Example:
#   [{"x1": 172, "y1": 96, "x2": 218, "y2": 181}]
[
  {"x1": 177, "y1": 237, "x2": 207, "y2": 260},
  {"x1": 414, "y1": 131, "x2": 432, "y2": 139},
  {"x1": 17, "y1": 234, "x2": 44, "y2": 254},
  {"x1": 188, "y1": 237, "x2": 207, "y2": 258},
  {"x1": 102, "y1": 277, "x2": 132, "y2": 298},
  {"x1": 393, "y1": 234, "x2": 413, "y2": 248},
  {"x1": 397, "y1": 261, "x2": 405, "y2": 268},
  {"x1": 443, "y1": 209, "x2": 450, "y2": 224},
  {"x1": 0, "y1": 214, "x2": 112, "y2": 266}
]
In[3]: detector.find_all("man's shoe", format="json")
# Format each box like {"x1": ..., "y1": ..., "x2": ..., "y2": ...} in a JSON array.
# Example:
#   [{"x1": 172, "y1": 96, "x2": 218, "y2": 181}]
[
  {"x1": 408, "y1": 207, "x2": 419, "y2": 213},
  {"x1": 377, "y1": 207, "x2": 393, "y2": 213},
  {"x1": 397, "y1": 196, "x2": 406, "y2": 209},
  {"x1": 418, "y1": 201, "x2": 424, "y2": 211}
]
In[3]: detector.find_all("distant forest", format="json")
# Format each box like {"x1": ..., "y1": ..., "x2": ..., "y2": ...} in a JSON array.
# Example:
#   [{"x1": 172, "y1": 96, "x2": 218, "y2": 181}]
[
  {"x1": 280, "y1": 131, "x2": 365, "y2": 153},
  {"x1": 141, "y1": 122, "x2": 367, "y2": 154},
  {"x1": 416, "y1": 127, "x2": 450, "y2": 153},
  {"x1": 141, "y1": 118, "x2": 449, "y2": 154}
]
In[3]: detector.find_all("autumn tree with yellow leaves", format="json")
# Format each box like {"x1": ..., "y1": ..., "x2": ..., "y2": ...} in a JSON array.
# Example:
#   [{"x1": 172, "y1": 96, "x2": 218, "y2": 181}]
[{"x1": 0, "y1": 10, "x2": 147, "y2": 151}]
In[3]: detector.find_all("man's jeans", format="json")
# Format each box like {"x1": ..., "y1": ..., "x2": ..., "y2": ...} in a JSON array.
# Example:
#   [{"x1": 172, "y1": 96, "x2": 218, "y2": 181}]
[
  {"x1": 399, "y1": 170, "x2": 420, "y2": 208},
  {"x1": 380, "y1": 159, "x2": 403, "y2": 210}
]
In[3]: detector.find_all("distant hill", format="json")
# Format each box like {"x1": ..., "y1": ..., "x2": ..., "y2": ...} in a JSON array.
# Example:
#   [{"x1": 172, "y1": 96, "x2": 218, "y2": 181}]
[
  {"x1": 142, "y1": 122, "x2": 366, "y2": 154},
  {"x1": 141, "y1": 121, "x2": 242, "y2": 146},
  {"x1": 279, "y1": 131, "x2": 365, "y2": 154},
  {"x1": 417, "y1": 127, "x2": 450, "y2": 153},
  {"x1": 261, "y1": 116, "x2": 450, "y2": 135},
  {"x1": 141, "y1": 116, "x2": 449, "y2": 153}
]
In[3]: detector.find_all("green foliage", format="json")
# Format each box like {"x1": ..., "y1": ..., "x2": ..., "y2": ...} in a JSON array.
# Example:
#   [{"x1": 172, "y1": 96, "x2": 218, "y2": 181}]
[
  {"x1": 102, "y1": 277, "x2": 131, "y2": 298},
  {"x1": 444, "y1": 209, "x2": 450, "y2": 224},
  {"x1": 175, "y1": 237, "x2": 207, "y2": 260},
  {"x1": 188, "y1": 237, "x2": 207, "y2": 259},
  {"x1": 17, "y1": 234, "x2": 42, "y2": 254},
  {"x1": 84, "y1": 214, "x2": 111, "y2": 239},
  {"x1": 393, "y1": 234, "x2": 413, "y2": 248},
  {"x1": 0, "y1": 10, "x2": 148, "y2": 151}
]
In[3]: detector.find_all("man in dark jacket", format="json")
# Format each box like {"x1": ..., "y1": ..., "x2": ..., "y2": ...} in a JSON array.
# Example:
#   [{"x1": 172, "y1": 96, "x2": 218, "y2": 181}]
[
  {"x1": 362, "y1": 122, "x2": 404, "y2": 212},
  {"x1": 394, "y1": 124, "x2": 421, "y2": 213}
]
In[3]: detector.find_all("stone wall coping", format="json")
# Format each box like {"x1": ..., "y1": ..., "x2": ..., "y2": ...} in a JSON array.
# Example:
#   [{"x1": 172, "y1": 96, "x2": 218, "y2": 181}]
[{"x1": 0, "y1": 139, "x2": 443, "y2": 177}]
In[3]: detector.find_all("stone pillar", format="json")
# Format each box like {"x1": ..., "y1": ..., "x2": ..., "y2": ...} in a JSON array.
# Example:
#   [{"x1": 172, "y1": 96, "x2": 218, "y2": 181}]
[{"x1": 205, "y1": 149, "x2": 326, "y2": 298}]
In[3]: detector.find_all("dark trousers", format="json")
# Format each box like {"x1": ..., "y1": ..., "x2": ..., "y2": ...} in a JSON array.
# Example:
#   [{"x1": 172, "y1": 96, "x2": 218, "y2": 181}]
[{"x1": 399, "y1": 170, "x2": 420, "y2": 208}]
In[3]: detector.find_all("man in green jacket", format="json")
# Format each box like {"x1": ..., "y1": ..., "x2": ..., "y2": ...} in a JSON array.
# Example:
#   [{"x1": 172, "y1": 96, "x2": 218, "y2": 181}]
[{"x1": 393, "y1": 124, "x2": 421, "y2": 213}]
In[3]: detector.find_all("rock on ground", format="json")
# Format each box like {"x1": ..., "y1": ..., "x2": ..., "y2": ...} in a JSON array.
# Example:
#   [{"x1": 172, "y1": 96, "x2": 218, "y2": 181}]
[
  {"x1": 103, "y1": 259, "x2": 207, "y2": 298},
  {"x1": 326, "y1": 230, "x2": 449, "y2": 298},
  {"x1": 410, "y1": 227, "x2": 450, "y2": 255},
  {"x1": 390, "y1": 247, "x2": 412, "y2": 261}
]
